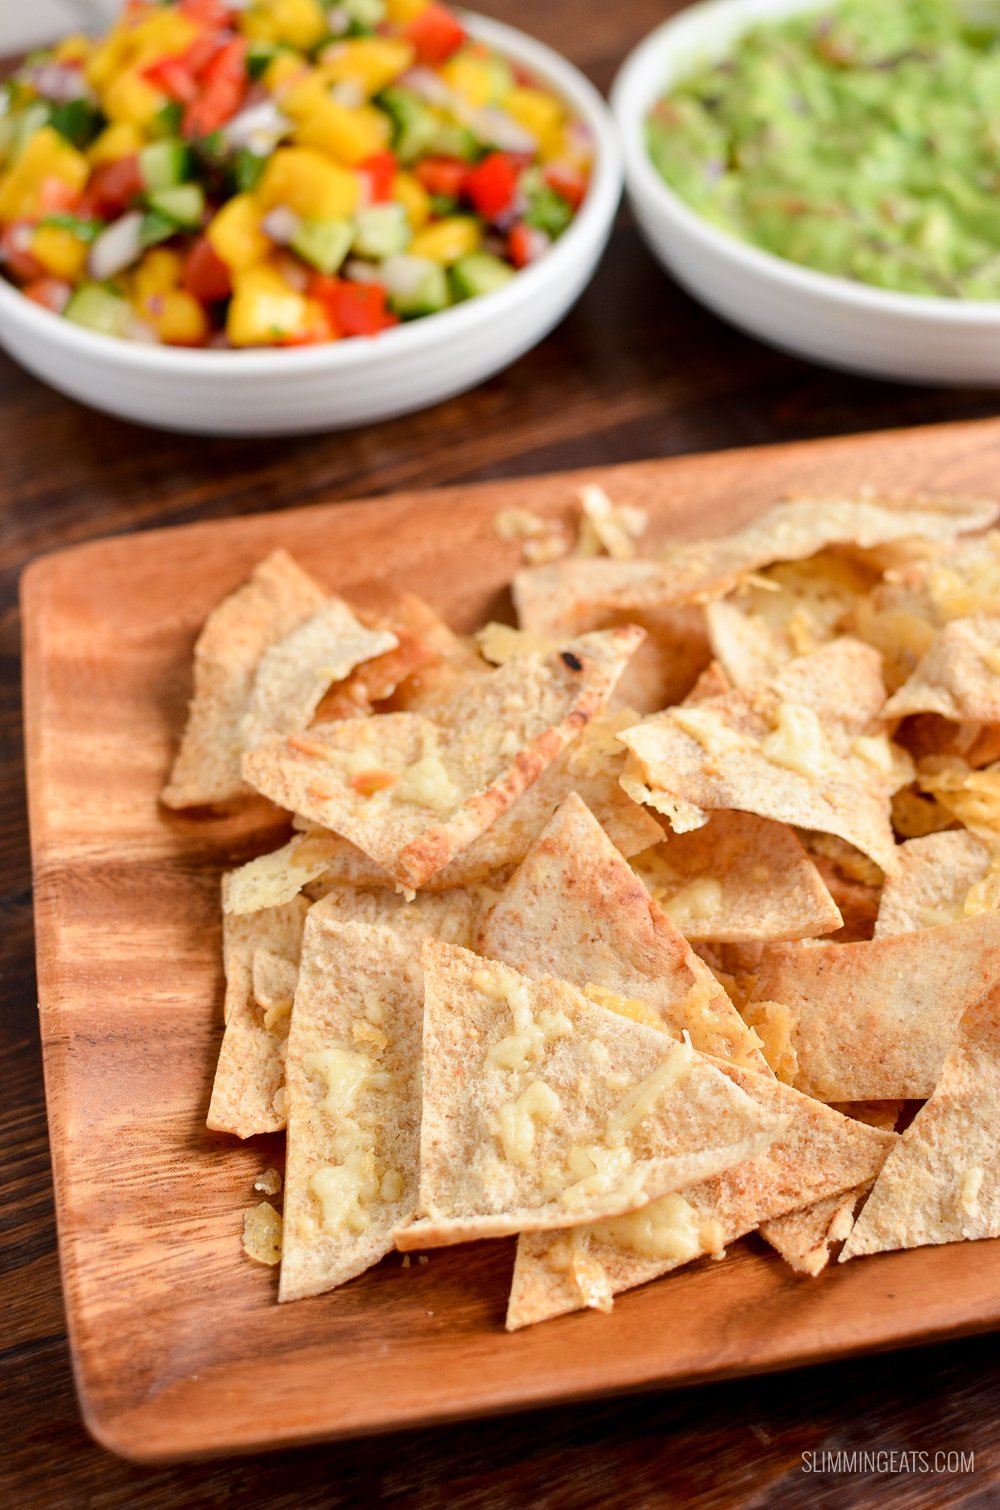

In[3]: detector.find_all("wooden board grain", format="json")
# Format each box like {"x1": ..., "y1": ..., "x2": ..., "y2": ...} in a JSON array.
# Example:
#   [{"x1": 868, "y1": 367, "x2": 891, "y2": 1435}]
[{"x1": 22, "y1": 416, "x2": 1000, "y2": 1466}]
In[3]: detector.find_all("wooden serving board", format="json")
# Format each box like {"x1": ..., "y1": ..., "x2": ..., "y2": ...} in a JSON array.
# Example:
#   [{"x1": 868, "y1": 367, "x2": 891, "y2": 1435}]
[{"x1": 22, "y1": 416, "x2": 1000, "y2": 1465}]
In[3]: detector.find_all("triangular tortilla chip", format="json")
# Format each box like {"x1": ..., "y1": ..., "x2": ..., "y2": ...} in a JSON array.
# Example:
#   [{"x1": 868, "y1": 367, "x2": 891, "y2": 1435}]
[
  {"x1": 513, "y1": 494, "x2": 999, "y2": 623},
  {"x1": 632, "y1": 810, "x2": 842, "y2": 943},
  {"x1": 841, "y1": 984, "x2": 1000, "y2": 1259},
  {"x1": 874, "y1": 830, "x2": 993, "y2": 936},
  {"x1": 207, "y1": 885, "x2": 311, "y2": 1138},
  {"x1": 162, "y1": 550, "x2": 327, "y2": 808},
  {"x1": 746, "y1": 912, "x2": 1000, "y2": 1100},
  {"x1": 884, "y1": 615, "x2": 1000, "y2": 724},
  {"x1": 242, "y1": 627, "x2": 644, "y2": 890},
  {"x1": 279, "y1": 920, "x2": 423, "y2": 1301},
  {"x1": 238, "y1": 599, "x2": 397, "y2": 752},
  {"x1": 759, "y1": 1099, "x2": 903, "y2": 1274},
  {"x1": 618, "y1": 638, "x2": 906, "y2": 874},
  {"x1": 399, "y1": 942, "x2": 787, "y2": 1249},
  {"x1": 208, "y1": 885, "x2": 481, "y2": 1139},
  {"x1": 505, "y1": 1065, "x2": 896, "y2": 1328},
  {"x1": 478, "y1": 793, "x2": 769, "y2": 1070}
]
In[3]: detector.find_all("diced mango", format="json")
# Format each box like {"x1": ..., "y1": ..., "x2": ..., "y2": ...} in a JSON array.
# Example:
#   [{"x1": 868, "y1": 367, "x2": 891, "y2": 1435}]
[
  {"x1": 101, "y1": 67, "x2": 167, "y2": 129},
  {"x1": 31, "y1": 224, "x2": 89, "y2": 280},
  {"x1": 240, "y1": 0, "x2": 328, "y2": 51},
  {"x1": 319, "y1": 38, "x2": 415, "y2": 98},
  {"x1": 440, "y1": 53, "x2": 495, "y2": 109},
  {"x1": 385, "y1": 0, "x2": 429, "y2": 20},
  {"x1": 53, "y1": 34, "x2": 92, "y2": 64},
  {"x1": 393, "y1": 170, "x2": 431, "y2": 230},
  {"x1": 149, "y1": 289, "x2": 210, "y2": 345},
  {"x1": 409, "y1": 216, "x2": 482, "y2": 263},
  {"x1": 257, "y1": 147, "x2": 361, "y2": 219},
  {"x1": 85, "y1": 33, "x2": 133, "y2": 92},
  {"x1": 227, "y1": 263, "x2": 310, "y2": 345},
  {"x1": 88, "y1": 121, "x2": 144, "y2": 167},
  {"x1": 283, "y1": 77, "x2": 391, "y2": 165},
  {"x1": 206, "y1": 193, "x2": 273, "y2": 271},
  {"x1": 127, "y1": 11, "x2": 201, "y2": 65},
  {"x1": 134, "y1": 248, "x2": 184, "y2": 301},
  {"x1": 263, "y1": 52, "x2": 311, "y2": 96},
  {"x1": 505, "y1": 86, "x2": 565, "y2": 158},
  {"x1": 0, "y1": 127, "x2": 90, "y2": 221}
]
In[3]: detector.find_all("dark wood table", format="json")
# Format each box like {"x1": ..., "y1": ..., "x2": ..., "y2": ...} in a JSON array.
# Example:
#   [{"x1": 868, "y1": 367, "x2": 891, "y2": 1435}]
[{"x1": 4, "y1": 4, "x2": 1000, "y2": 1504}]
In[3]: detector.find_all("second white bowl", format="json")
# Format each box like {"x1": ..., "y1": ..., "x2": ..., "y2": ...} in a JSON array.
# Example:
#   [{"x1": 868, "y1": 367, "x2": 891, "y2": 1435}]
[{"x1": 611, "y1": 0, "x2": 1000, "y2": 387}]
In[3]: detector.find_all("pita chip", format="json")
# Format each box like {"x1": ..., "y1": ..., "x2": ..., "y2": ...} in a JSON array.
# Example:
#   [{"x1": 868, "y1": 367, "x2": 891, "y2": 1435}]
[
  {"x1": 874, "y1": 830, "x2": 993, "y2": 936},
  {"x1": 239, "y1": 599, "x2": 397, "y2": 751},
  {"x1": 506, "y1": 1065, "x2": 896, "y2": 1328},
  {"x1": 746, "y1": 912, "x2": 1000, "y2": 1100},
  {"x1": 223, "y1": 831, "x2": 386, "y2": 915},
  {"x1": 242, "y1": 627, "x2": 644, "y2": 890},
  {"x1": 399, "y1": 941, "x2": 787, "y2": 1249},
  {"x1": 279, "y1": 920, "x2": 424, "y2": 1301},
  {"x1": 884, "y1": 616, "x2": 1000, "y2": 724},
  {"x1": 478, "y1": 793, "x2": 769, "y2": 1070},
  {"x1": 207, "y1": 885, "x2": 311, "y2": 1138},
  {"x1": 209, "y1": 884, "x2": 481, "y2": 1140},
  {"x1": 841, "y1": 983, "x2": 1000, "y2": 1260},
  {"x1": 632, "y1": 810, "x2": 842, "y2": 943},
  {"x1": 618, "y1": 638, "x2": 907, "y2": 875},
  {"x1": 162, "y1": 550, "x2": 328, "y2": 808}
]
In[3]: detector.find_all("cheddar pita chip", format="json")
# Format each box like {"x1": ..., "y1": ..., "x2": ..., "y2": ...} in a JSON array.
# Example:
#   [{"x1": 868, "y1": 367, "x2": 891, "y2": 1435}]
[
  {"x1": 747, "y1": 913, "x2": 1000, "y2": 1100},
  {"x1": 478, "y1": 794, "x2": 768, "y2": 1070},
  {"x1": 239, "y1": 599, "x2": 397, "y2": 751},
  {"x1": 874, "y1": 831, "x2": 993, "y2": 936},
  {"x1": 632, "y1": 810, "x2": 842, "y2": 943},
  {"x1": 513, "y1": 494, "x2": 998, "y2": 623},
  {"x1": 242, "y1": 627, "x2": 644, "y2": 890},
  {"x1": 917, "y1": 758, "x2": 1000, "y2": 842},
  {"x1": 884, "y1": 616, "x2": 1000, "y2": 724},
  {"x1": 619, "y1": 638, "x2": 906, "y2": 874},
  {"x1": 399, "y1": 942, "x2": 786, "y2": 1249},
  {"x1": 279, "y1": 920, "x2": 423, "y2": 1301},
  {"x1": 223, "y1": 831, "x2": 378, "y2": 915},
  {"x1": 841, "y1": 984, "x2": 1000, "y2": 1260},
  {"x1": 506, "y1": 1065, "x2": 895, "y2": 1327},
  {"x1": 207, "y1": 887, "x2": 311, "y2": 1138},
  {"x1": 162, "y1": 550, "x2": 328, "y2": 808}
]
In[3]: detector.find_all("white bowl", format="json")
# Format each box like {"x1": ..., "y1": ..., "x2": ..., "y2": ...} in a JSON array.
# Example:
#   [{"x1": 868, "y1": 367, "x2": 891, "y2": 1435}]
[
  {"x1": 612, "y1": 0, "x2": 1000, "y2": 386},
  {"x1": 0, "y1": 12, "x2": 621, "y2": 435}
]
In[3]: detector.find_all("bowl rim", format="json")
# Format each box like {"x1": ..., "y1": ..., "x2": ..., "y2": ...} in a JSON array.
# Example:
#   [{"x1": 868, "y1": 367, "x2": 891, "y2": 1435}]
[
  {"x1": 610, "y1": 0, "x2": 1000, "y2": 325},
  {"x1": 0, "y1": 9, "x2": 623, "y2": 373}
]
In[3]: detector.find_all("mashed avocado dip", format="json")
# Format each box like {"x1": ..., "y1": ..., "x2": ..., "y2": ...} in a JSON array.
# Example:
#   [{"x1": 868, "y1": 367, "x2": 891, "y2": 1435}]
[{"x1": 647, "y1": 0, "x2": 1000, "y2": 299}]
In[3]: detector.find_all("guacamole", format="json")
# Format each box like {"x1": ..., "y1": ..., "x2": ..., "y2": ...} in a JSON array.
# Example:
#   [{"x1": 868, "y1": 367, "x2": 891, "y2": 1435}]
[{"x1": 646, "y1": 0, "x2": 1000, "y2": 298}]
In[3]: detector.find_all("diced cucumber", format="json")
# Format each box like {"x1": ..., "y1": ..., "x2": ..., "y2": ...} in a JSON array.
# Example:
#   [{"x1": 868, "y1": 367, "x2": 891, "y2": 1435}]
[
  {"x1": 342, "y1": 0, "x2": 386, "y2": 27},
  {"x1": 11, "y1": 101, "x2": 49, "y2": 159},
  {"x1": 48, "y1": 98, "x2": 102, "y2": 150},
  {"x1": 139, "y1": 210, "x2": 178, "y2": 249},
  {"x1": 430, "y1": 122, "x2": 481, "y2": 162},
  {"x1": 380, "y1": 87, "x2": 440, "y2": 166},
  {"x1": 140, "y1": 139, "x2": 191, "y2": 192},
  {"x1": 485, "y1": 55, "x2": 515, "y2": 103},
  {"x1": 381, "y1": 253, "x2": 450, "y2": 317},
  {"x1": 151, "y1": 100, "x2": 184, "y2": 139},
  {"x1": 64, "y1": 283, "x2": 130, "y2": 337},
  {"x1": 147, "y1": 183, "x2": 206, "y2": 228},
  {"x1": 450, "y1": 251, "x2": 516, "y2": 301},
  {"x1": 246, "y1": 41, "x2": 281, "y2": 80},
  {"x1": 233, "y1": 147, "x2": 267, "y2": 194},
  {"x1": 353, "y1": 203, "x2": 411, "y2": 260},
  {"x1": 291, "y1": 217, "x2": 355, "y2": 275}
]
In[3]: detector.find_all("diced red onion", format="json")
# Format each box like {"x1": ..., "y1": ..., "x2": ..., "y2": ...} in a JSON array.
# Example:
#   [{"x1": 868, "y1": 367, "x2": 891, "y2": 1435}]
[
  {"x1": 343, "y1": 259, "x2": 384, "y2": 284},
  {"x1": 469, "y1": 105, "x2": 537, "y2": 155},
  {"x1": 397, "y1": 66, "x2": 456, "y2": 108},
  {"x1": 519, "y1": 226, "x2": 551, "y2": 264},
  {"x1": 224, "y1": 99, "x2": 291, "y2": 152},
  {"x1": 122, "y1": 311, "x2": 160, "y2": 344},
  {"x1": 319, "y1": 9, "x2": 351, "y2": 40},
  {"x1": 261, "y1": 206, "x2": 302, "y2": 245},
  {"x1": 88, "y1": 211, "x2": 144, "y2": 281},
  {"x1": 274, "y1": 252, "x2": 309, "y2": 291},
  {"x1": 379, "y1": 253, "x2": 436, "y2": 298},
  {"x1": 331, "y1": 81, "x2": 365, "y2": 108},
  {"x1": 29, "y1": 62, "x2": 94, "y2": 105}
]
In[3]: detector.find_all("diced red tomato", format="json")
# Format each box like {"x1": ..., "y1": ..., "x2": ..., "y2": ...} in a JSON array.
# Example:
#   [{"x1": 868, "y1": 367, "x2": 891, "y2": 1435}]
[
  {"x1": 280, "y1": 301, "x2": 335, "y2": 346},
  {"x1": 359, "y1": 150, "x2": 398, "y2": 204},
  {"x1": 464, "y1": 152, "x2": 518, "y2": 220},
  {"x1": 79, "y1": 154, "x2": 143, "y2": 218},
  {"x1": 183, "y1": 37, "x2": 247, "y2": 138},
  {"x1": 507, "y1": 221, "x2": 549, "y2": 268},
  {"x1": 544, "y1": 162, "x2": 587, "y2": 211},
  {"x1": 181, "y1": 235, "x2": 232, "y2": 302},
  {"x1": 415, "y1": 156, "x2": 469, "y2": 199},
  {"x1": 23, "y1": 277, "x2": 73, "y2": 313},
  {"x1": 404, "y1": 3, "x2": 466, "y2": 65},
  {"x1": 38, "y1": 177, "x2": 83, "y2": 214},
  {"x1": 0, "y1": 221, "x2": 45, "y2": 283},
  {"x1": 143, "y1": 55, "x2": 200, "y2": 103},
  {"x1": 182, "y1": 30, "x2": 231, "y2": 77},
  {"x1": 307, "y1": 274, "x2": 399, "y2": 337},
  {"x1": 179, "y1": 0, "x2": 236, "y2": 25}
]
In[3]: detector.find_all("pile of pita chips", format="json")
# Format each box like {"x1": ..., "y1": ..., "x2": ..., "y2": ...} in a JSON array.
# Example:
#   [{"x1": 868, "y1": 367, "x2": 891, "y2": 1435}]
[{"x1": 167, "y1": 480, "x2": 1000, "y2": 1328}]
